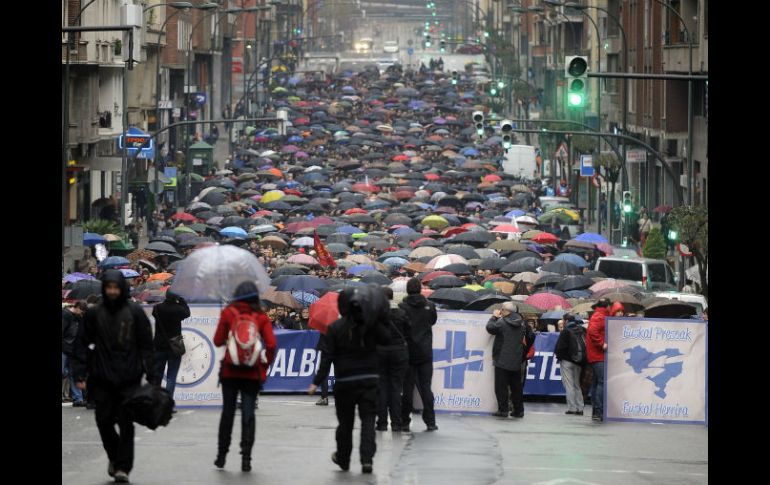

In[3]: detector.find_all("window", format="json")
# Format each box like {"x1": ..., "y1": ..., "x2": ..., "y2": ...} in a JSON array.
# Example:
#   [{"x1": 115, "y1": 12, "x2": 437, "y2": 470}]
[
  {"x1": 607, "y1": 0, "x2": 620, "y2": 37},
  {"x1": 704, "y1": 0, "x2": 708, "y2": 37},
  {"x1": 648, "y1": 263, "x2": 668, "y2": 283},
  {"x1": 597, "y1": 260, "x2": 643, "y2": 282},
  {"x1": 178, "y1": 19, "x2": 191, "y2": 52}
]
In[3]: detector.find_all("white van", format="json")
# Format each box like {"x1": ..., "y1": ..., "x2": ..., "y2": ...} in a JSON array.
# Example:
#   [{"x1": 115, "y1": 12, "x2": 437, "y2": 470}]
[
  {"x1": 654, "y1": 292, "x2": 708, "y2": 316},
  {"x1": 594, "y1": 257, "x2": 677, "y2": 291}
]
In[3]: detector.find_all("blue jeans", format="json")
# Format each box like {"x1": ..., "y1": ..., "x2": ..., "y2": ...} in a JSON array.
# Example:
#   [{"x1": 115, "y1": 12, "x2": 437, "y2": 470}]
[
  {"x1": 62, "y1": 352, "x2": 83, "y2": 403},
  {"x1": 591, "y1": 361, "x2": 605, "y2": 418},
  {"x1": 152, "y1": 351, "x2": 182, "y2": 397}
]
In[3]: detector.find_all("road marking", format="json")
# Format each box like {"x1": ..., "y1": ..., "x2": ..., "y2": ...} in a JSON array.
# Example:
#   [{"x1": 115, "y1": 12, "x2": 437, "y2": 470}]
[
  {"x1": 180, "y1": 410, "x2": 195, "y2": 415},
  {"x1": 507, "y1": 466, "x2": 706, "y2": 477},
  {"x1": 531, "y1": 479, "x2": 601, "y2": 485}
]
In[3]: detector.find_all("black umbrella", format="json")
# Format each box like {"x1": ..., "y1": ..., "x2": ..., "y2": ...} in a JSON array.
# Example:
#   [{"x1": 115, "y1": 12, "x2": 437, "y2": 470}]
[
  {"x1": 507, "y1": 250, "x2": 544, "y2": 262},
  {"x1": 540, "y1": 261, "x2": 582, "y2": 276},
  {"x1": 201, "y1": 191, "x2": 228, "y2": 206},
  {"x1": 464, "y1": 294, "x2": 511, "y2": 311},
  {"x1": 534, "y1": 274, "x2": 565, "y2": 288},
  {"x1": 146, "y1": 241, "x2": 178, "y2": 254},
  {"x1": 451, "y1": 231, "x2": 496, "y2": 247},
  {"x1": 643, "y1": 300, "x2": 698, "y2": 318},
  {"x1": 359, "y1": 271, "x2": 392, "y2": 286},
  {"x1": 445, "y1": 244, "x2": 479, "y2": 260},
  {"x1": 428, "y1": 287, "x2": 478, "y2": 309},
  {"x1": 428, "y1": 275, "x2": 466, "y2": 289},
  {"x1": 149, "y1": 236, "x2": 177, "y2": 245},
  {"x1": 583, "y1": 270, "x2": 607, "y2": 279},
  {"x1": 68, "y1": 279, "x2": 103, "y2": 299},
  {"x1": 501, "y1": 257, "x2": 542, "y2": 274},
  {"x1": 556, "y1": 275, "x2": 596, "y2": 292},
  {"x1": 478, "y1": 258, "x2": 507, "y2": 271},
  {"x1": 327, "y1": 233, "x2": 354, "y2": 244},
  {"x1": 441, "y1": 263, "x2": 473, "y2": 275},
  {"x1": 326, "y1": 243, "x2": 352, "y2": 254},
  {"x1": 271, "y1": 267, "x2": 308, "y2": 277}
]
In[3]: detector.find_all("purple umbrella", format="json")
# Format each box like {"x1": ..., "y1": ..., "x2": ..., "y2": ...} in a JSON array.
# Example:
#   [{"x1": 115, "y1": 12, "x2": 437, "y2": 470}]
[
  {"x1": 433, "y1": 117, "x2": 447, "y2": 125},
  {"x1": 295, "y1": 151, "x2": 309, "y2": 158},
  {"x1": 64, "y1": 272, "x2": 96, "y2": 283},
  {"x1": 281, "y1": 145, "x2": 300, "y2": 154}
]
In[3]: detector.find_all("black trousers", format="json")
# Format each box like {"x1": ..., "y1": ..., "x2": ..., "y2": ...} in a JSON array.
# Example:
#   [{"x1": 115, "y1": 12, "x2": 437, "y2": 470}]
[
  {"x1": 401, "y1": 361, "x2": 436, "y2": 427},
  {"x1": 494, "y1": 367, "x2": 524, "y2": 415},
  {"x1": 218, "y1": 378, "x2": 260, "y2": 458},
  {"x1": 93, "y1": 383, "x2": 138, "y2": 473},
  {"x1": 320, "y1": 378, "x2": 329, "y2": 399},
  {"x1": 334, "y1": 382, "x2": 378, "y2": 466},
  {"x1": 377, "y1": 348, "x2": 408, "y2": 429}
]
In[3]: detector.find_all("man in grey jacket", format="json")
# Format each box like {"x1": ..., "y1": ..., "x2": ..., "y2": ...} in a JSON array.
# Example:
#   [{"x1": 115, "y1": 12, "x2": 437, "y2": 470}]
[{"x1": 486, "y1": 302, "x2": 534, "y2": 418}]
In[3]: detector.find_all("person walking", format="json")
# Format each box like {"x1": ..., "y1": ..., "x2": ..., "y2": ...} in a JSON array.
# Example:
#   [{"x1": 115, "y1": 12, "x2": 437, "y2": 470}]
[
  {"x1": 555, "y1": 313, "x2": 587, "y2": 415},
  {"x1": 62, "y1": 301, "x2": 88, "y2": 406},
  {"x1": 486, "y1": 302, "x2": 534, "y2": 418},
  {"x1": 587, "y1": 298, "x2": 610, "y2": 422},
  {"x1": 638, "y1": 209, "x2": 652, "y2": 247},
  {"x1": 150, "y1": 291, "x2": 190, "y2": 406},
  {"x1": 213, "y1": 281, "x2": 277, "y2": 472},
  {"x1": 376, "y1": 287, "x2": 410, "y2": 432},
  {"x1": 72, "y1": 270, "x2": 159, "y2": 483},
  {"x1": 309, "y1": 286, "x2": 390, "y2": 474},
  {"x1": 314, "y1": 331, "x2": 330, "y2": 406},
  {"x1": 399, "y1": 278, "x2": 439, "y2": 432}
]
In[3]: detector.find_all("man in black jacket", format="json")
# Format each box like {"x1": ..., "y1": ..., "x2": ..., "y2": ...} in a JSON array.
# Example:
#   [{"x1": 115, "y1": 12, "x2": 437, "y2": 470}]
[
  {"x1": 399, "y1": 278, "x2": 439, "y2": 432},
  {"x1": 555, "y1": 314, "x2": 587, "y2": 415},
  {"x1": 62, "y1": 301, "x2": 87, "y2": 405},
  {"x1": 73, "y1": 270, "x2": 158, "y2": 483},
  {"x1": 309, "y1": 285, "x2": 390, "y2": 474},
  {"x1": 150, "y1": 291, "x2": 190, "y2": 402},
  {"x1": 486, "y1": 302, "x2": 534, "y2": 418},
  {"x1": 376, "y1": 287, "x2": 410, "y2": 432}
]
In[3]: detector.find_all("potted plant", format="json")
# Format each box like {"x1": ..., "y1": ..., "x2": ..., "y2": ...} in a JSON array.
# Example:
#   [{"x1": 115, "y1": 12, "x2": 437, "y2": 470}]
[{"x1": 113, "y1": 39, "x2": 122, "y2": 56}]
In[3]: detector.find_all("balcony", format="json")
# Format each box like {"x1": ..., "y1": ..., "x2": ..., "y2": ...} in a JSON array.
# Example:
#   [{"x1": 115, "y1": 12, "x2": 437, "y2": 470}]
[
  {"x1": 662, "y1": 43, "x2": 699, "y2": 74},
  {"x1": 62, "y1": 41, "x2": 88, "y2": 62}
]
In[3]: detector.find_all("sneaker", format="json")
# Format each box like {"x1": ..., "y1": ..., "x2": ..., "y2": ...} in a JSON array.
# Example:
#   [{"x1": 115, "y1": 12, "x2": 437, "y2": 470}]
[
  {"x1": 72, "y1": 401, "x2": 86, "y2": 408},
  {"x1": 108, "y1": 462, "x2": 116, "y2": 477},
  {"x1": 214, "y1": 454, "x2": 226, "y2": 469},
  {"x1": 114, "y1": 470, "x2": 129, "y2": 483},
  {"x1": 576, "y1": 411, "x2": 584, "y2": 416},
  {"x1": 376, "y1": 425, "x2": 388, "y2": 431},
  {"x1": 511, "y1": 412, "x2": 524, "y2": 418},
  {"x1": 331, "y1": 452, "x2": 349, "y2": 471},
  {"x1": 391, "y1": 426, "x2": 402, "y2": 432},
  {"x1": 362, "y1": 463, "x2": 373, "y2": 474},
  {"x1": 242, "y1": 457, "x2": 251, "y2": 472},
  {"x1": 492, "y1": 411, "x2": 508, "y2": 418},
  {"x1": 426, "y1": 424, "x2": 438, "y2": 431},
  {"x1": 316, "y1": 397, "x2": 329, "y2": 406},
  {"x1": 565, "y1": 410, "x2": 577, "y2": 415},
  {"x1": 592, "y1": 415, "x2": 603, "y2": 422}
]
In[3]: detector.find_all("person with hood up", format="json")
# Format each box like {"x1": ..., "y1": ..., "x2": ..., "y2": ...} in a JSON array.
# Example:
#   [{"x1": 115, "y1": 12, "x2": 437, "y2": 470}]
[
  {"x1": 486, "y1": 302, "x2": 534, "y2": 418},
  {"x1": 610, "y1": 301, "x2": 626, "y2": 317},
  {"x1": 587, "y1": 298, "x2": 611, "y2": 422},
  {"x1": 213, "y1": 281, "x2": 277, "y2": 472},
  {"x1": 309, "y1": 286, "x2": 391, "y2": 474},
  {"x1": 62, "y1": 301, "x2": 88, "y2": 406},
  {"x1": 555, "y1": 313, "x2": 587, "y2": 415},
  {"x1": 150, "y1": 291, "x2": 191, "y2": 406},
  {"x1": 398, "y1": 278, "x2": 439, "y2": 432},
  {"x1": 376, "y1": 287, "x2": 410, "y2": 432},
  {"x1": 72, "y1": 270, "x2": 158, "y2": 483}
]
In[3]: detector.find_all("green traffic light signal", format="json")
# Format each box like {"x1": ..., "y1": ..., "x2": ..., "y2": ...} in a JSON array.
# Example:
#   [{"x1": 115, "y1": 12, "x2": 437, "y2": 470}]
[
  {"x1": 490, "y1": 88, "x2": 497, "y2": 96},
  {"x1": 668, "y1": 230, "x2": 678, "y2": 241},
  {"x1": 497, "y1": 81, "x2": 504, "y2": 89},
  {"x1": 451, "y1": 79, "x2": 457, "y2": 85},
  {"x1": 568, "y1": 92, "x2": 584, "y2": 107},
  {"x1": 623, "y1": 202, "x2": 633, "y2": 213},
  {"x1": 483, "y1": 31, "x2": 489, "y2": 38}
]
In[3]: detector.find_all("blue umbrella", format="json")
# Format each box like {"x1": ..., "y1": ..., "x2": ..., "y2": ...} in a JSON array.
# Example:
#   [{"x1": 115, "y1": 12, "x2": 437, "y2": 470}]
[
  {"x1": 564, "y1": 290, "x2": 592, "y2": 299},
  {"x1": 347, "y1": 264, "x2": 375, "y2": 275},
  {"x1": 288, "y1": 135, "x2": 303, "y2": 143},
  {"x1": 292, "y1": 237, "x2": 315, "y2": 247},
  {"x1": 461, "y1": 147, "x2": 480, "y2": 157},
  {"x1": 555, "y1": 253, "x2": 589, "y2": 267},
  {"x1": 100, "y1": 256, "x2": 130, "y2": 269},
  {"x1": 504, "y1": 209, "x2": 526, "y2": 218},
  {"x1": 220, "y1": 226, "x2": 248, "y2": 239},
  {"x1": 291, "y1": 290, "x2": 320, "y2": 308},
  {"x1": 120, "y1": 269, "x2": 140, "y2": 278},
  {"x1": 392, "y1": 227, "x2": 417, "y2": 236},
  {"x1": 336, "y1": 225, "x2": 362, "y2": 234},
  {"x1": 342, "y1": 85, "x2": 356, "y2": 93},
  {"x1": 383, "y1": 257, "x2": 408, "y2": 267},
  {"x1": 83, "y1": 232, "x2": 106, "y2": 246},
  {"x1": 275, "y1": 275, "x2": 328, "y2": 292},
  {"x1": 63, "y1": 272, "x2": 96, "y2": 283},
  {"x1": 575, "y1": 232, "x2": 608, "y2": 244},
  {"x1": 540, "y1": 310, "x2": 567, "y2": 320}
]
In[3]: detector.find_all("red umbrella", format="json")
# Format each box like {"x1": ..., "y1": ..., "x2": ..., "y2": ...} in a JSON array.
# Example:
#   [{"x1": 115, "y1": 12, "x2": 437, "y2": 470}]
[
  {"x1": 443, "y1": 227, "x2": 468, "y2": 237},
  {"x1": 532, "y1": 233, "x2": 560, "y2": 244},
  {"x1": 654, "y1": 205, "x2": 673, "y2": 213},
  {"x1": 171, "y1": 212, "x2": 198, "y2": 222},
  {"x1": 421, "y1": 271, "x2": 454, "y2": 283},
  {"x1": 345, "y1": 208, "x2": 368, "y2": 215},
  {"x1": 483, "y1": 174, "x2": 502, "y2": 183},
  {"x1": 425, "y1": 173, "x2": 441, "y2": 181},
  {"x1": 284, "y1": 188, "x2": 303, "y2": 196},
  {"x1": 525, "y1": 293, "x2": 572, "y2": 310},
  {"x1": 352, "y1": 183, "x2": 380, "y2": 193},
  {"x1": 392, "y1": 154, "x2": 409, "y2": 161},
  {"x1": 490, "y1": 224, "x2": 522, "y2": 234},
  {"x1": 394, "y1": 191, "x2": 414, "y2": 200},
  {"x1": 308, "y1": 292, "x2": 340, "y2": 334}
]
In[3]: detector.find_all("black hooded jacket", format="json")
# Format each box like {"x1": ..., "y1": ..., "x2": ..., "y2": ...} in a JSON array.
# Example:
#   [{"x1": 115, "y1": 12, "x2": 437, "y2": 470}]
[
  {"x1": 398, "y1": 294, "x2": 437, "y2": 364},
  {"x1": 313, "y1": 286, "x2": 390, "y2": 390},
  {"x1": 73, "y1": 271, "x2": 158, "y2": 387},
  {"x1": 152, "y1": 294, "x2": 191, "y2": 351}
]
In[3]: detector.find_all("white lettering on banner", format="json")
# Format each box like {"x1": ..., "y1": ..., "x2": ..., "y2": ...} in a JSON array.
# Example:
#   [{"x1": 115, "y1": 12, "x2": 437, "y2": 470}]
[
  {"x1": 549, "y1": 359, "x2": 562, "y2": 381},
  {"x1": 270, "y1": 349, "x2": 286, "y2": 376},
  {"x1": 299, "y1": 349, "x2": 316, "y2": 376},
  {"x1": 286, "y1": 349, "x2": 299, "y2": 377}
]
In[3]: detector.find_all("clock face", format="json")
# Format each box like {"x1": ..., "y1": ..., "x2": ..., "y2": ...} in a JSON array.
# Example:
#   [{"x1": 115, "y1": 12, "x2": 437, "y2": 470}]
[{"x1": 173, "y1": 328, "x2": 216, "y2": 388}]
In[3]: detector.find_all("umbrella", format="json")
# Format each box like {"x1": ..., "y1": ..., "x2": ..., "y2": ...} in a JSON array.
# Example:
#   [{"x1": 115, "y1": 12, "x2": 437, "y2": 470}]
[
  {"x1": 275, "y1": 275, "x2": 328, "y2": 292},
  {"x1": 309, "y1": 292, "x2": 340, "y2": 334},
  {"x1": 643, "y1": 300, "x2": 698, "y2": 318},
  {"x1": 531, "y1": 233, "x2": 560, "y2": 244},
  {"x1": 347, "y1": 264, "x2": 376, "y2": 276},
  {"x1": 428, "y1": 287, "x2": 478, "y2": 309},
  {"x1": 271, "y1": 267, "x2": 308, "y2": 277},
  {"x1": 287, "y1": 254, "x2": 319, "y2": 266},
  {"x1": 555, "y1": 253, "x2": 589, "y2": 268},
  {"x1": 63, "y1": 272, "x2": 96, "y2": 284},
  {"x1": 147, "y1": 272, "x2": 174, "y2": 282},
  {"x1": 540, "y1": 261, "x2": 582, "y2": 276},
  {"x1": 428, "y1": 275, "x2": 466, "y2": 289},
  {"x1": 501, "y1": 258, "x2": 541, "y2": 274},
  {"x1": 220, "y1": 226, "x2": 248, "y2": 239},
  {"x1": 540, "y1": 310, "x2": 567, "y2": 321},
  {"x1": 292, "y1": 290, "x2": 320, "y2": 308},
  {"x1": 292, "y1": 237, "x2": 315, "y2": 247},
  {"x1": 409, "y1": 247, "x2": 444, "y2": 259},
  {"x1": 478, "y1": 258, "x2": 507, "y2": 271},
  {"x1": 261, "y1": 288, "x2": 304, "y2": 310},
  {"x1": 360, "y1": 272, "x2": 392, "y2": 286},
  {"x1": 68, "y1": 279, "x2": 103, "y2": 299},
  {"x1": 525, "y1": 293, "x2": 572, "y2": 310},
  {"x1": 425, "y1": 254, "x2": 469, "y2": 270},
  {"x1": 603, "y1": 292, "x2": 644, "y2": 310},
  {"x1": 169, "y1": 245, "x2": 270, "y2": 302},
  {"x1": 120, "y1": 269, "x2": 140, "y2": 278},
  {"x1": 83, "y1": 232, "x2": 107, "y2": 246},
  {"x1": 145, "y1": 241, "x2": 178, "y2": 254},
  {"x1": 442, "y1": 263, "x2": 473, "y2": 275},
  {"x1": 421, "y1": 215, "x2": 450, "y2": 230},
  {"x1": 464, "y1": 294, "x2": 511, "y2": 311},
  {"x1": 260, "y1": 236, "x2": 289, "y2": 249},
  {"x1": 556, "y1": 275, "x2": 596, "y2": 292},
  {"x1": 488, "y1": 240, "x2": 527, "y2": 252},
  {"x1": 512, "y1": 272, "x2": 539, "y2": 284},
  {"x1": 100, "y1": 256, "x2": 130, "y2": 269},
  {"x1": 534, "y1": 274, "x2": 565, "y2": 287},
  {"x1": 589, "y1": 279, "x2": 630, "y2": 293}
]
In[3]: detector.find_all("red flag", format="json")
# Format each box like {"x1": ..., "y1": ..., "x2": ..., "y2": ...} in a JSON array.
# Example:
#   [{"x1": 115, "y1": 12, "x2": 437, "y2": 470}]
[{"x1": 314, "y1": 230, "x2": 337, "y2": 268}]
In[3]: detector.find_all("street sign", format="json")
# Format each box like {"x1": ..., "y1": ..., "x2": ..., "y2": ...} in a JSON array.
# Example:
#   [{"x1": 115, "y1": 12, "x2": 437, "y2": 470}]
[
  {"x1": 626, "y1": 149, "x2": 647, "y2": 163},
  {"x1": 118, "y1": 127, "x2": 154, "y2": 158},
  {"x1": 555, "y1": 143, "x2": 568, "y2": 159},
  {"x1": 158, "y1": 100, "x2": 172, "y2": 109},
  {"x1": 194, "y1": 93, "x2": 207, "y2": 106},
  {"x1": 677, "y1": 243, "x2": 693, "y2": 257},
  {"x1": 407, "y1": 47, "x2": 414, "y2": 56},
  {"x1": 580, "y1": 154, "x2": 595, "y2": 177}
]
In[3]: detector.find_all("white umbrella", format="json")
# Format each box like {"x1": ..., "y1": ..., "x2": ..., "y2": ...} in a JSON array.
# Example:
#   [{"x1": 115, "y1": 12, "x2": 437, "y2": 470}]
[{"x1": 170, "y1": 245, "x2": 270, "y2": 303}]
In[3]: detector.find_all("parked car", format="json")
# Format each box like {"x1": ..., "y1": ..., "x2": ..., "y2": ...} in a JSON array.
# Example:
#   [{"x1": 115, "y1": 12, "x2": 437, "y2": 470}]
[
  {"x1": 595, "y1": 257, "x2": 677, "y2": 291},
  {"x1": 383, "y1": 41, "x2": 399, "y2": 53},
  {"x1": 653, "y1": 292, "x2": 708, "y2": 316}
]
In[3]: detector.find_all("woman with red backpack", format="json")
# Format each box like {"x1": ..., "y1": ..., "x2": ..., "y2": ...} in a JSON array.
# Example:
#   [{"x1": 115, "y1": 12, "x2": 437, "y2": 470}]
[{"x1": 213, "y1": 281, "x2": 277, "y2": 472}]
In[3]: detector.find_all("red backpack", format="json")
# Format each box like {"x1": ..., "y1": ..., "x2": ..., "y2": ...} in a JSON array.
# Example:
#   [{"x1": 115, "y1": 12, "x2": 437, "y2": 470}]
[{"x1": 224, "y1": 307, "x2": 265, "y2": 368}]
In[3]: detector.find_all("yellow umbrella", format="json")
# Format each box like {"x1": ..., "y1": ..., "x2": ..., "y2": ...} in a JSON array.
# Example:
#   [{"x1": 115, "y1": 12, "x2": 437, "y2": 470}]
[
  {"x1": 421, "y1": 215, "x2": 449, "y2": 230},
  {"x1": 549, "y1": 207, "x2": 580, "y2": 221},
  {"x1": 463, "y1": 284, "x2": 485, "y2": 291},
  {"x1": 261, "y1": 190, "x2": 285, "y2": 204}
]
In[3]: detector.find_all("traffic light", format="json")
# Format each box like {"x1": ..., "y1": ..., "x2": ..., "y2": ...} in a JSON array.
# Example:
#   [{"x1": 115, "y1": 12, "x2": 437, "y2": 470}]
[
  {"x1": 497, "y1": 80, "x2": 504, "y2": 89},
  {"x1": 440, "y1": 40, "x2": 446, "y2": 52},
  {"x1": 451, "y1": 70, "x2": 459, "y2": 85},
  {"x1": 622, "y1": 191, "x2": 633, "y2": 213},
  {"x1": 565, "y1": 55, "x2": 588, "y2": 108},
  {"x1": 473, "y1": 111, "x2": 484, "y2": 136},
  {"x1": 483, "y1": 31, "x2": 489, "y2": 38},
  {"x1": 425, "y1": 34, "x2": 432, "y2": 47},
  {"x1": 668, "y1": 230, "x2": 678, "y2": 241},
  {"x1": 500, "y1": 119, "x2": 513, "y2": 150}
]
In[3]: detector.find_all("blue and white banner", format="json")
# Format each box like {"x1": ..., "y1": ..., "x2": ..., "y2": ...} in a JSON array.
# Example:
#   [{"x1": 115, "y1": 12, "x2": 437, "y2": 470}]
[{"x1": 604, "y1": 317, "x2": 708, "y2": 425}]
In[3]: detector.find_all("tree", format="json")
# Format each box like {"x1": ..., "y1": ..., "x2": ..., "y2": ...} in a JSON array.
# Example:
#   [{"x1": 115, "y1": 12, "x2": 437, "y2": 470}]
[
  {"x1": 84, "y1": 219, "x2": 123, "y2": 237},
  {"x1": 596, "y1": 151, "x2": 621, "y2": 241},
  {"x1": 643, "y1": 228, "x2": 667, "y2": 260},
  {"x1": 667, "y1": 206, "x2": 708, "y2": 301}
]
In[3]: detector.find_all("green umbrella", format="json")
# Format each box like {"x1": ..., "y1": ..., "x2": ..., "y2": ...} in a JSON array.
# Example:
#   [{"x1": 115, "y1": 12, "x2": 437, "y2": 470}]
[
  {"x1": 421, "y1": 215, "x2": 449, "y2": 230},
  {"x1": 351, "y1": 232, "x2": 369, "y2": 239},
  {"x1": 174, "y1": 225, "x2": 196, "y2": 234},
  {"x1": 189, "y1": 223, "x2": 207, "y2": 233},
  {"x1": 108, "y1": 239, "x2": 134, "y2": 250}
]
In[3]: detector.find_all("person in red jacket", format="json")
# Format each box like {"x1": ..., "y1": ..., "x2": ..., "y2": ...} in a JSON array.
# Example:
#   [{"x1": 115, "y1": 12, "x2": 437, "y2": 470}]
[
  {"x1": 610, "y1": 301, "x2": 626, "y2": 317},
  {"x1": 587, "y1": 298, "x2": 610, "y2": 422},
  {"x1": 213, "y1": 281, "x2": 277, "y2": 472}
]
